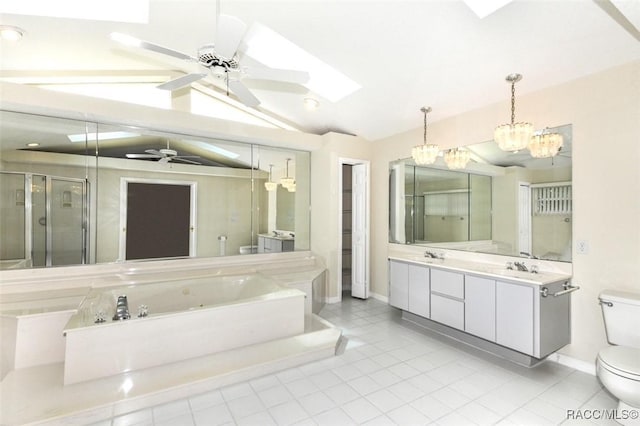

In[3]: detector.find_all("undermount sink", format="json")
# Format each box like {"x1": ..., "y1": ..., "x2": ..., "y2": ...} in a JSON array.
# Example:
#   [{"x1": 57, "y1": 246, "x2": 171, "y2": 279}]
[{"x1": 405, "y1": 255, "x2": 444, "y2": 264}]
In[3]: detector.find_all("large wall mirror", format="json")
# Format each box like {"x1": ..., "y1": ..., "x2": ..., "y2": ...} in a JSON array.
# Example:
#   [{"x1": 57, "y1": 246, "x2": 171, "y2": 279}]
[
  {"x1": 390, "y1": 124, "x2": 572, "y2": 262},
  {"x1": 0, "y1": 109, "x2": 310, "y2": 270}
]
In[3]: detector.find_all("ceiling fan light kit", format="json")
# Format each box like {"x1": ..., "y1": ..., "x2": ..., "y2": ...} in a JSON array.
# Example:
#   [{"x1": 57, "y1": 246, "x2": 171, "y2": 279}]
[
  {"x1": 411, "y1": 106, "x2": 440, "y2": 165},
  {"x1": 494, "y1": 73, "x2": 533, "y2": 152}
]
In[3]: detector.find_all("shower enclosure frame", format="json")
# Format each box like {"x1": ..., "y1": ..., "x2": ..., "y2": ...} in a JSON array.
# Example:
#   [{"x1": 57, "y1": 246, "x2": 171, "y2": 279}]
[{"x1": 0, "y1": 171, "x2": 89, "y2": 267}]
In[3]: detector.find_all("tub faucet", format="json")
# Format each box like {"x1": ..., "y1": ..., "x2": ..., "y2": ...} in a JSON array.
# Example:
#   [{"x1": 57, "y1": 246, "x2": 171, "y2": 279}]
[{"x1": 113, "y1": 295, "x2": 131, "y2": 321}]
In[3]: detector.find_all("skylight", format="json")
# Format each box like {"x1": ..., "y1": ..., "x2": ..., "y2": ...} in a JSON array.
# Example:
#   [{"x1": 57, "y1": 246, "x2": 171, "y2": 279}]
[
  {"x1": 463, "y1": 0, "x2": 514, "y2": 18},
  {"x1": 243, "y1": 23, "x2": 361, "y2": 103},
  {"x1": 0, "y1": 0, "x2": 149, "y2": 23},
  {"x1": 67, "y1": 131, "x2": 140, "y2": 143}
]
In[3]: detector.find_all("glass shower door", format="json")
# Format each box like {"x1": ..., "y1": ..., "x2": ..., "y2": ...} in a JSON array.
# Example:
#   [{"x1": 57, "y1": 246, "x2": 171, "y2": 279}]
[{"x1": 50, "y1": 178, "x2": 86, "y2": 266}]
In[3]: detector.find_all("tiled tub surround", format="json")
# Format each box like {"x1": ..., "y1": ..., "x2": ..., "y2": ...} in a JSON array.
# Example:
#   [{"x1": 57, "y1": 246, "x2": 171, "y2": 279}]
[
  {"x1": 0, "y1": 252, "x2": 340, "y2": 424},
  {"x1": 388, "y1": 246, "x2": 574, "y2": 366}
]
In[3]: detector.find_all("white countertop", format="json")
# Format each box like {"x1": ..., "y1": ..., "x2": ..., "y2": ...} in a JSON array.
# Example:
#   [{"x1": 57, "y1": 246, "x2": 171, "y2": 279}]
[
  {"x1": 388, "y1": 254, "x2": 571, "y2": 286},
  {"x1": 259, "y1": 233, "x2": 295, "y2": 241}
]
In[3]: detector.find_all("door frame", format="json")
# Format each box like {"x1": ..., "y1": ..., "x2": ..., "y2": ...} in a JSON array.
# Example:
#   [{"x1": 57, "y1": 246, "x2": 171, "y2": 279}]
[
  {"x1": 118, "y1": 177, "x2": 197, "y2": 262},
  {"x1": 337, "y1": 157, "x2": 370, "y2": 301}
]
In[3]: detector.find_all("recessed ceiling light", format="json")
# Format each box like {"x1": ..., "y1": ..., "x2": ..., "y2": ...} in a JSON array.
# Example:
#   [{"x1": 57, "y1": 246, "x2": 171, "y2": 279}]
[
  {"x1": 0, "y1": 25, "x2": 25, "y2": 41},
  {"x1": 303, "y1": 97, "x2": 319, "y2": 110},
  {"x1": 26, "y1": 142, "x2": 40, "y2": 147}
]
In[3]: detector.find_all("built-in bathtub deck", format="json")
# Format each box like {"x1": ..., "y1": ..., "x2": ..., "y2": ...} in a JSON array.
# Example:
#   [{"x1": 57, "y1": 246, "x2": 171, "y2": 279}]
[{"x1": 1, "y1": 315, "x2": 341, "y2": 426}]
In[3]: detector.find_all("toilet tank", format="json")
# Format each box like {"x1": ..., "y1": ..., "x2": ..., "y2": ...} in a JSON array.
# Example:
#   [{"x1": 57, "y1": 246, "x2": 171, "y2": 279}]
[{"x1": 600, "y1": 290, "x2": 640, "y2": 348}]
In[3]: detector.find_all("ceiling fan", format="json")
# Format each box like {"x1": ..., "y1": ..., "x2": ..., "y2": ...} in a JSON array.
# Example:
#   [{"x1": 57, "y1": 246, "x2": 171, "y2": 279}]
[
  {"x1": 126, "y1": 141, "x2": 201, "y2": 165},
  {"x1": 110, "y1": 14, "x2": 310, "y2": 107}
]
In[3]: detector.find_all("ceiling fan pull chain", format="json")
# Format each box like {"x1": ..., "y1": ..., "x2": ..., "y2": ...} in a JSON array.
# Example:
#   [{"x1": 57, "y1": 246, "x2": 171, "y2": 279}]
[{"x1": 226, "y1": 71, "x2": 230, "y2": 96}]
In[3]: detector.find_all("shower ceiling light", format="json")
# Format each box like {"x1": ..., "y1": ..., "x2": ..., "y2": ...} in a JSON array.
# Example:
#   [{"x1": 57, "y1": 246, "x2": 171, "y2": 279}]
[
  {"x1": 529, "y1": 128, "x2": 564, "y2": 158},
  {"x1": 411, "y1": 106, "x2": 439, "y2": 165},
  {"x1": 444, "y1": 148, "x2": 471, "y2": 169},
  {"x1": 494, "y1": 73, "x2": 533, "y2": 152}
]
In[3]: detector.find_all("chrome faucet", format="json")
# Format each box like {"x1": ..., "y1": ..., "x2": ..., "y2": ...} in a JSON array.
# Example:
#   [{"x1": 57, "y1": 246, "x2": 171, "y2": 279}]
[
  {"x1": 513, "y1": 261, "x2": 528, "y2": 272},
  {"x1": 113, "y1": 295, "x2": 131, "y2": 320},
  {"x1": 425, "y1": 250, "x2": 443, "y2": 259}
]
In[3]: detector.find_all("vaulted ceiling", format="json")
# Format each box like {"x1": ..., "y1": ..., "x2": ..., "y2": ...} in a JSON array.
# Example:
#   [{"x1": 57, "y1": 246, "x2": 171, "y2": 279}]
[{"x1": 1, "y1": 0, "x2": 639, "y2": 141}]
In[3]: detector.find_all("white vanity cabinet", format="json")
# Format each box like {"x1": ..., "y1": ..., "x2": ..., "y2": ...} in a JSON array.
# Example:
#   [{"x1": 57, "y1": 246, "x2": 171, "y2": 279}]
[
  {"x1": 464, "y1": 275, "x2": 496, "y2": 342},
  {"x1": 430, "y1": 269, "x2": 464, "y2": 330},
  {"x1": 389, "y1": 260, "x2": 409, "y2": 310},
  {"x1": 258, "y1": 235, "x2": 294, "y2": 253},
  {"x1": 388, "y1": 256, "x2": 573, "y2": 362},
  {"x1": 408, "y1": 263, "x2": 430, "y2": 318},
  {"x1": 496, "y1": 281, "x2": 534, "y2": 355},
  {"x1": 388, "y1": 260, "x2": 430, "y2": 316}
]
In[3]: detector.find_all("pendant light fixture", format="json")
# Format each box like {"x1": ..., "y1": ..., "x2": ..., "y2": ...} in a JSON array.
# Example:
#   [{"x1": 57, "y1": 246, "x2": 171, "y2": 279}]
[
  {"x1": 494, "y1": 73, "x2": 533, "y2": 152},
  {"x1": 411, "y1": 106, "x2": 439, "y2": 165},
  {"x1": 529, "y1": 128, "x2": 564, "y2": 158},
  {"x1": 264, "y1": 164, "x2": 278, "y2": 191},
  {"x1": 280, "y1": 158, "x2": 295, "y2": 189},
  {"x1": 444, "y1": 148, "x2": 471, "y2": 169}
]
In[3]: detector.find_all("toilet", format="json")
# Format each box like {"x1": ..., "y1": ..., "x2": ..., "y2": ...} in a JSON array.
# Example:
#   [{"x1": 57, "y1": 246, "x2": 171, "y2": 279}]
[
  {"x1": 597, "y1": 290, "x2": 640, "y2": 425},
  {"x1": 238, "y1": 245, "x2": 258, "y2": 255}
]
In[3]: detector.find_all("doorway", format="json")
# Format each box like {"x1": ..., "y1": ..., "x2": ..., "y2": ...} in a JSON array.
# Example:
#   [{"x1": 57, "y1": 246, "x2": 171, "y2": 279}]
[
  {"x1": 338, "y1": 159, "x2": 370, "y2": 300},
  {"x1": 119, "y1": 178, "x2": 197, "y2": 261}
]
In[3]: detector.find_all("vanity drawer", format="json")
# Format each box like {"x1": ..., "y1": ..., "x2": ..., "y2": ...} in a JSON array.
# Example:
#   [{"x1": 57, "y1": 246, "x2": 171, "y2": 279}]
[
  {"x1": 430, "y1": 269, "x2": 464, "y2": 299},
  {"x1": 431, "y1": 293, "x2": 464, "y2": 330}
]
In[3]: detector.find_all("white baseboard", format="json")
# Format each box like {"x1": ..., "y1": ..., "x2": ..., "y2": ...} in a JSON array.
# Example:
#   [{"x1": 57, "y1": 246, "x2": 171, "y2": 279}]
[
  {"x1": 370, "y1": 292, "x2": 388, "y2": 303},
  {"x1": 550, "y1": 352, "x2": 596, "y2": 376},
  {"x1": 325, "y1": 296, "x2": 341, "y2": 304}
]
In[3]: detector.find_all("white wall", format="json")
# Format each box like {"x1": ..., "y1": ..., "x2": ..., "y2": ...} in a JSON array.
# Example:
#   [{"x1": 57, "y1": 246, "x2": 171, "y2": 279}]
[{"x1": 371, "y1": 61, "x2": 640, "y2": 365}]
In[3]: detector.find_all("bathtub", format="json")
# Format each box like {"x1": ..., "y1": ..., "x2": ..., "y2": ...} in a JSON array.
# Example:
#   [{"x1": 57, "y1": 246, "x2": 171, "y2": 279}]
[{"x1": 63, "y1": 273, "x2": 305, "y2": 384}]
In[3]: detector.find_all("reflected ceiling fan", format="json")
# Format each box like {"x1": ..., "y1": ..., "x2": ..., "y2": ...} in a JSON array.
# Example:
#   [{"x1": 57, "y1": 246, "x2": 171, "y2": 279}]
[
  {"x1": 110, "y1": 14, "x2": 310, "y2": 107},
  {"x1": 126, "y1": 141, "x2": 201, "y2": 165}
]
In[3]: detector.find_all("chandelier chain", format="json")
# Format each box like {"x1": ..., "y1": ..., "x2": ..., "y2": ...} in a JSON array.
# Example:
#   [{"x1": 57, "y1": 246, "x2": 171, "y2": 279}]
[
  {"x1": 510, "y1": 81, "x2": 516, "y2": 125},
  {"x1": 424, "y1": 109, "x2": 428, "y2": 145}
]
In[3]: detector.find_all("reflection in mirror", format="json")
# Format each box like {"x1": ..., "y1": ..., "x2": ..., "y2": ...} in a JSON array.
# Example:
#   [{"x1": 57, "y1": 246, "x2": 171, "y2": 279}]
[
  {"x1": 390, "y1": 124, "x2": 572, "y2": 262},
  {"x1": 0, "y1": 109, "x2": 310, "y2": 270},
  {"x1": 0, "y1": 110, "x2": 95, "y2": 269}
]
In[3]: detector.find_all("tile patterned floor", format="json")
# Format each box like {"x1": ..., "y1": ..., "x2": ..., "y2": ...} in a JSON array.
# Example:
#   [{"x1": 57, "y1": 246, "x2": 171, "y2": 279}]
[{"x1": 91, "y1": 297, "x2": 619, "y2": 426}]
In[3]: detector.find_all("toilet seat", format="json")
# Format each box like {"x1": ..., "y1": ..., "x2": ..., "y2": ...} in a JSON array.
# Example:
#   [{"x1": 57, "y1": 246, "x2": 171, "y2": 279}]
[{"x1": 598, "y1": 346, "x2": 640, "y2": 381}]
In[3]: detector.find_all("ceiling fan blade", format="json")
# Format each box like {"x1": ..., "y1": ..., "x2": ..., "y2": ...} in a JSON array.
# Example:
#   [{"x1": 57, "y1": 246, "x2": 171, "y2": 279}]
[
  {"x1": 228, "y1": 79, "x2": 260, "y2": 107},
  {"x1": 111, "y1": 33, "x2": 196, "y2": 61},
  {"x1": 172, "y1": 157, "x2": 202, "y2": 165},
  {"x1": 138, "y1": 39, "x2": 196, "y2": 61},
  {"x1": 215, "y1": 14, "x2": 247, "y2": 58},
  {"x1": 145, "y1": 149, "x2": 163, "y2": 156},
  {"x1": 126, "y1": 153, "x2": 161, "y2": 159},
  {"x1": 157, "y1": 73, "x2": 208, "y2": 91},
  {"x1": 244, "y1": 67, "x2": 310, "y2": 84}
]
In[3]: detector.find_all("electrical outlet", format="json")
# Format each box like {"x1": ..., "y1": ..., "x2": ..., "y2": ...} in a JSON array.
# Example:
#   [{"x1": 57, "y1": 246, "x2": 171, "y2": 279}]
[{"x1": 576, "y1": 240, "x2": 589, "y2": 255}]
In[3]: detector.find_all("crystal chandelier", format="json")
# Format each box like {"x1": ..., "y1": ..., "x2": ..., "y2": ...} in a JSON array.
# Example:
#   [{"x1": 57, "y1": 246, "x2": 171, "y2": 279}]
[
  {"x1": 411, "y1": 107, "x2": 439, "y2": 165},
  {"x1": 494, "y1": 73, "x2": 533, "y2": 152},
  {"x1": 264, "y1": 164, "x2": 278, "y2": 191},
  {"x1": 280, "y1": 158, "x2": 295, "y2": 189},
  {"x1": 529, "y1": 128, "x2": 564, "y2": 158},
  {"x1": 444, "y1": 148, "x2": 471, "y2": 169}
]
